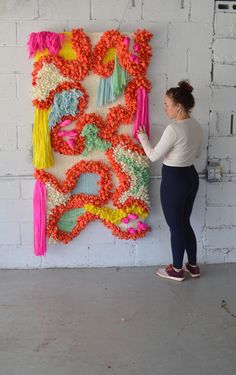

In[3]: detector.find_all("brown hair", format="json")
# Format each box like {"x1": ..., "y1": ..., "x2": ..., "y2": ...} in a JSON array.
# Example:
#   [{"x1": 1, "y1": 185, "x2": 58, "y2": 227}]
[{"x1": 166, "y1": 80, "x2": 195, "y2": 113}]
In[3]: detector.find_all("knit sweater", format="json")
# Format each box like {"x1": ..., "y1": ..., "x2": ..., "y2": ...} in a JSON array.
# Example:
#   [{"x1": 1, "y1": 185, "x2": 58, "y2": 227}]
[{"x1": 138, "y1": 117, "x2": 203, "y2": 167}]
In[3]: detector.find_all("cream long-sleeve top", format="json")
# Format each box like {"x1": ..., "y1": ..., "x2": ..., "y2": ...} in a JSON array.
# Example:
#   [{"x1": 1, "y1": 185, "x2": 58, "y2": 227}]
[{"x1": 137, "y1": 117, "x2": 203, "y2": 167}]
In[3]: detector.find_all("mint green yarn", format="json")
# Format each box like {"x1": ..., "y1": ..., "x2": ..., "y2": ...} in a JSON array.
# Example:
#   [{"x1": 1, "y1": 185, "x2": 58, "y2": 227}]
[
  {"x1": 113, "y1": 54, "x2": 128, "y2": 97},
  {"x1": 96, "y1": 54, "x2": 128, "y2": 107},
  {"x1": 118, "y1": 154, "x2": 149, "y2": 195},
  {"x1": 57, "y1": 208, "x2": 84, "y2": 233},
  {"x1": 81, "y1": 123, "x2": 111, "y2": 156}
]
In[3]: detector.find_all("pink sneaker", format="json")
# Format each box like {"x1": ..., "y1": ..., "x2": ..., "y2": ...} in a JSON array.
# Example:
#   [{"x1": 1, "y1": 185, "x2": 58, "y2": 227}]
[
  {"x1": 156, "y1": 264, "x2": 185, "y2": 282},
  {"x1": 185, "y1": 262, "x2": 200, "y2": 278}
]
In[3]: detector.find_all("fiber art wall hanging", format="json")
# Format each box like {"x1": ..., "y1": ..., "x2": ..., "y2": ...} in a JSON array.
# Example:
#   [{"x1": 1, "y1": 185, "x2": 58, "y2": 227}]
[{"x1": 28, "y1": 28, "x2": 153, "y2": 256}]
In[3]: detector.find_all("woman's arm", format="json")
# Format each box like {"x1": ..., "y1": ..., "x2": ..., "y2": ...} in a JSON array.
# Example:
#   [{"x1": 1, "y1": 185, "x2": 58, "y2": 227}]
[{"x1": 138, "y1": 125, "x2": 177, "y2": 162}]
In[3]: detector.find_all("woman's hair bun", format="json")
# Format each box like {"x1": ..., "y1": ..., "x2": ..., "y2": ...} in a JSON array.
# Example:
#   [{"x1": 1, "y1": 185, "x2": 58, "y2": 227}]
[{"x1": 178, "y1": 80, "x2": 193, "y2": 93}]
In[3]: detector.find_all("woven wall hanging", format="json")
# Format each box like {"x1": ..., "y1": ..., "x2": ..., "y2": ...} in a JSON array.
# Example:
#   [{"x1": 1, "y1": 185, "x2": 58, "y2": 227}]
[{"x1": 27, "y1": 29, "x2": 153, "y2": 256}]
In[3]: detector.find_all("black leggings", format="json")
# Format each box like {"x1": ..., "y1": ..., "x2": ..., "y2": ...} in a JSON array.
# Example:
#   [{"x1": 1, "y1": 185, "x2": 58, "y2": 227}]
[{"x1": 160, "y1": 164, "x2": 199, "y2": 269}]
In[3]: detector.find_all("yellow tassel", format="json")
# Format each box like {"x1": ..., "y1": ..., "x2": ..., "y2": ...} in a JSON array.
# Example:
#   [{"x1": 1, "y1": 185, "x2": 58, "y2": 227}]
[{"x1": 32, "y1": 108, "x2": 54, "y2": 169}]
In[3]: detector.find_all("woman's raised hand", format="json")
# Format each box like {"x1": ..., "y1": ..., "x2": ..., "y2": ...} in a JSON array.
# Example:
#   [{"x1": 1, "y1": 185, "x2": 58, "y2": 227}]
[{"x1": 137, "y1": 125, "x2": 147, "y2": 135}]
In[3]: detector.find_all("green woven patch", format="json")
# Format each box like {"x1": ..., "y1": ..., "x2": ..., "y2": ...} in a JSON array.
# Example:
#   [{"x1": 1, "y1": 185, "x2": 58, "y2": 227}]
[
  {"x1": 58, "y1": 208, "x2": 85, "y2": 233},
  {"x1": 81, "y1": 123, "x2": 111, "y2": 156}
]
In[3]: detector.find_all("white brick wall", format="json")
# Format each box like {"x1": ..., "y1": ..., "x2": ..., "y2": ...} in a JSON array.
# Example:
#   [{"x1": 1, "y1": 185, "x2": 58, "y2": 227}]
[
  {"x1": 212, "y1": 87, "x2": 236, "y2": 112},
  {"x1": 214, "y1": 12, "x2": 236, "y2": 38},
  {"x1": 206, "y1": 206, "x2": 236, "y2": 227},
  {"x1": 206, "y1": 182, "x2": 236, "y2": 206},
  {"x1": 168, "y1": 22, "x2": 212, "y2": 50},
  {"x1": 0, "y1": 0, "x2": 38, "y2": 19},
  {"x1": 39, "y1": 0, "x2": 90, "y2": 20},
  {"x1": 0, "y1": 180, "x2": 20, "y2": 199},
  {"x1": 210, "y1": 112, "x2": 232, "y2": 137},
  {"x1": 0, "y1": 74, "x2": 16, "y2": 98},
  {"x1": 0, "y1": 21, "x2": 16, "y2": 44},
  {"x1": 213, "y1": 64, "x2": 236, "y2": 86},
  {"x1": 91, "y1": 0, "x2": 142, "y2": 21},
  {"x1": 209, "y1": 137, "x2": 236, "y2": 159},
  {"x1": 143, "y1": 0, "x2": 191, "y2": 22},
  {"x1": 190, "y1": 0, "x2": 214, "y2": 23},
  {"x1": 213, "y1": 39, "x2": 236, "y2": 64},
  {"x1": 0, "y1": 0, "x2": 235, "y2": 268}
]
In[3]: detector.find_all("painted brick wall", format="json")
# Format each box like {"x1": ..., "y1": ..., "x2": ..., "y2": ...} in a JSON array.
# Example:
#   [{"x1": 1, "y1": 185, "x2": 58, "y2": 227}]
[{"x1": 0, "y1": 0, "x2": 235, "y2": 268}]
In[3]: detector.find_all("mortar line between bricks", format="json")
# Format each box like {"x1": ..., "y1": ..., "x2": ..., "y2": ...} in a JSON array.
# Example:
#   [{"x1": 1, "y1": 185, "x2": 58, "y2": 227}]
[
  {"x1": 16, "y1": 125, "x2": 19, "y2": 150},
  {"x1": 141, "y1": 0, "x2": 144, "y2": 20},
  {"x1": 37, "y1": 0, "x2": 39, "y2": 18},
  {"x1": 188, "y1": 0, "x2": 191, "y2": 21},
  {"x1": 15, "y1": 20, "x2": 18, "y2": 44},
  {"x1": 204, "y1": 1, "x2": 218, "y2": 264},
  {"x1": 15, "y1": 74, "x2": 19, "y2": 98},
  {"x1": 89, "y1": 0, "x2": 92, "y2": 20}
]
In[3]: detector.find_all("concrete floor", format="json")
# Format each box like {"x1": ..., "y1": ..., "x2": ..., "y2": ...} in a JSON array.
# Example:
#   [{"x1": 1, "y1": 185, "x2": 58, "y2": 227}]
[{"x1": 0, "y1": 265, "x2": 235, "y2": 375}]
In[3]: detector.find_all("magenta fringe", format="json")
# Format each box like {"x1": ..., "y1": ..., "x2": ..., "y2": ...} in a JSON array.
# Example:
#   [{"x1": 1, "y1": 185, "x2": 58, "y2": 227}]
[
  {"x1": 27, "y1": 31, "x2": 65, "y2": 58},
  {"x1": 133, "y1": 87, "x2": 150, "y2": 142},
  {"x1": 33, "y1": 180, "x2": 47, "y2": 256}
]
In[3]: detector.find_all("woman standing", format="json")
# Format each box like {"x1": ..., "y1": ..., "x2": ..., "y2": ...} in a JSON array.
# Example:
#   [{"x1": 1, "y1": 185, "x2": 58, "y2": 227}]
[{"x1": 138, "y1": 80, "x2": 203, "y2": 282}]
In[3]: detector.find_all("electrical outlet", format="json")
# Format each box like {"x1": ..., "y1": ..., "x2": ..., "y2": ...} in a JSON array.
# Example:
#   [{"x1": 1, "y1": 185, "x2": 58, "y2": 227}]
[
  {"x1": 207, "y1": 161, "x2": 222, "y2": 182},
  {"x1": 215, "y1": 0, "x2": 236, "y2": 13}
]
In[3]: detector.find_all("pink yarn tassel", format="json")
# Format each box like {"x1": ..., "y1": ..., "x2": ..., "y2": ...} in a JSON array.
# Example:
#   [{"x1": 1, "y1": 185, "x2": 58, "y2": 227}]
[
  {"x1": 127, "y1": 213, "x2": 138, "y2": 220},
  {"x1": 133, "y1": 43, "x2": 140, "y2": 53},
  {"x1": 58, "y1": 130, "x2": 67, "y2": 137},
  {"x1": 137, "y1": 221, "x2": 148, "y2": 231},
  {"x1": 130, "y1": 54, "x2": 139, "y2": 63},
  {"x1": 27, "y1": 32, "x2": 65, "y2": 58},
  {"x1": 122, "y1": 217, "x2": 129, "y2": 224},
  {"x1": 59, "y1": 119, "x2": 72, "y2": 128},
  {"x1": 133, "y1": 87, "x2": 150, "y2": 142},
  {"x1": 123, "y1": 36, "x2": 130, "y2": 46},
  {"x1": 67, "y1": 130, "x2": 77, "y2": 137},
  {"x1": 58, "y1": 130, "x2": 77, "y2": 138},
  {"x1": 127, "y1": 228, "x2": 137, "y2": 235},
  {"x1": 67, "y1": 139, "x2": 75, "y2": 149},
  {"x1": 33, "y1": 180, "x2": 47, "y2": 256}
]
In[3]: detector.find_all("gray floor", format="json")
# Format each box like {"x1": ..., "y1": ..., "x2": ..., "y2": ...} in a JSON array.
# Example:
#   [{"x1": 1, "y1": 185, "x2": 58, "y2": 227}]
[{"x1": 0, "y1": 265, "x2": 235, "y2": 375}]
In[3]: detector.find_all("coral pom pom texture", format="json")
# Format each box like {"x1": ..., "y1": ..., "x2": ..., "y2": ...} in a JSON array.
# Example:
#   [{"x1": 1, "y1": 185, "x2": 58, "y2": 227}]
[{"x1": 28, "y1": 29, "x2": 153, "y2": 255}]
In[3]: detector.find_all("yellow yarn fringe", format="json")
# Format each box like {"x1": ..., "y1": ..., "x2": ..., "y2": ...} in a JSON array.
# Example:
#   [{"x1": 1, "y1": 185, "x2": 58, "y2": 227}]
[
  {"x1": 33, "y1": 108, "x2": 54, "y2": 169},
  {"x1": 84, "y1": 204, "x2": 148, "y2": 225}
]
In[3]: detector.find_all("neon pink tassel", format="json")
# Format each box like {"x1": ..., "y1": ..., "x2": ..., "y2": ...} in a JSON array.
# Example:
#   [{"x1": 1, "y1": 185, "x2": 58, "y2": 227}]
[
  {"x1": 67, "y1": 139, "x2": 75, "y2": 149},
  {"x1": 127, "y1": 228, "x2": 137, "y2": 235},
  {"x1": 27, "y1": 32, "x2": 65, "y2": 58},
  {"x1": 67, "y1": 130, "x2": 77, "y2": 137},
  {"x1": 137, "y1": 221, "x2": 148, "y2": 231},
  {"x1": 130, "y1": 54, "x2": 139, "y2": 63},
  {"x1": 58, "y1": 130, "x2": 77, "y2": 138},
  {"x1": 69, "y1": 133, "x2": 77, "y2": 138},
  {"x1": 33, "y1": 180, "x2": 47, "y2": 256},
  {"x1": 122, "y1": 217, "x2": 129, "y2": 224},
  {"x1": 133, "y1": 87, "x2": 150, "y2": 142},
  {"x1": 123, "y1": 36, "x2": 130, "y2": 46},
  {"x1": 133, "y1": 43, "x2": 140, "y2": 53},
  {"x1": 58, "y1": 130, "x2": 68, "y2": 137},
  {"x1": 59, "y1": 119, "x2": 72, "y2": 128},
  {"x1": 127, "y1": 213, "x2": 138, "y2": 220}
]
